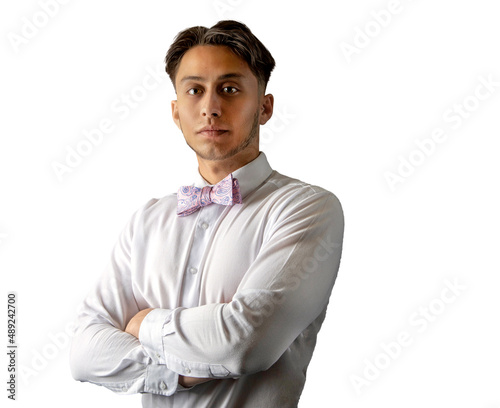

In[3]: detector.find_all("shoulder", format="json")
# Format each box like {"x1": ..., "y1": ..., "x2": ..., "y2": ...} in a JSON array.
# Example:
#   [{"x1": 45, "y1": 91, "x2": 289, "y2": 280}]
[
  {"x1": 254, "y1": 171, "x2": 343, "y2": 229},
  {"x1": 265, "y1": 171, "x2": 342, "y2": 212},
  {"x1": 127, "y1": 193, "x2": 178, "y2": 228}
]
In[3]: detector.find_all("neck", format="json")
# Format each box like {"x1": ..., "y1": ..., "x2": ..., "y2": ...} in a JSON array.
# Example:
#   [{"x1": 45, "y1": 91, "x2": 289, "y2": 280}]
[{"x1": 197, "y1": 149, "x2": 260, "y2": 184}]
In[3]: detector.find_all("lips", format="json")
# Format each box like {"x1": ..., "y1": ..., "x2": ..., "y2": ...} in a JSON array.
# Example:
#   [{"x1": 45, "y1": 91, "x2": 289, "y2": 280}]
[{"x1": 198, "y1": 126, "x2": 228, "y2": 137}]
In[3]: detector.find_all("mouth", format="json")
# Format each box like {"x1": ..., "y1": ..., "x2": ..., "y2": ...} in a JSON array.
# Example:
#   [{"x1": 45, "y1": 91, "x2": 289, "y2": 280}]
[{"x1": 198, "y1": 126, "x2": 229, "y2": 137}]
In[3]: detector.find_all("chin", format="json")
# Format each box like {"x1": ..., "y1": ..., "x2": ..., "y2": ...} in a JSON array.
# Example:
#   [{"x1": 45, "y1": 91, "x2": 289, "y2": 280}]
[{"x1": 198, "y1": 150, "x2": 236, "y2": 161}]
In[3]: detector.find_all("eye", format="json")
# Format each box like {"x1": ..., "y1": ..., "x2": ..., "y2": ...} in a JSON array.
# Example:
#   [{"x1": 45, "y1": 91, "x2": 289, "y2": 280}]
[
  {"x1": 187, "y1": 88, "x2": 203, "y2": 95},
  {"x1": 222, "y1": 86, "x2": 238, "y2": 94}
]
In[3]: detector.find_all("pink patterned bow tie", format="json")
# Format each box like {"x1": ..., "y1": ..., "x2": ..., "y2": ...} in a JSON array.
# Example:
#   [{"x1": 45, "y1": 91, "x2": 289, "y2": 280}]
[{"x1": 177, "y1": 174, "x2": 243, "y2": 217}]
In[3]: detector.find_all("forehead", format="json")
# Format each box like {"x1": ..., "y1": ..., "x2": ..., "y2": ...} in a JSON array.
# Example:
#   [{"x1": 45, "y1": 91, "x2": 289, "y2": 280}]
[{"x1": 176, "y1": 45, "x2": 257, "y2": 85}]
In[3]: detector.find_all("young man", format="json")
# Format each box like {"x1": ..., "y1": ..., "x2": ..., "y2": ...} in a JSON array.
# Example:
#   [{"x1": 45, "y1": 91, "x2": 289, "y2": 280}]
[{"x1": 70, "y1": 20, "x2": 344, "y2": 407}]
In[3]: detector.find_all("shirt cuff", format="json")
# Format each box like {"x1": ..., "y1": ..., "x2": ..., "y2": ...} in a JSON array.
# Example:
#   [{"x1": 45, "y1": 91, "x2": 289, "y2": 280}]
[
  {"x1": 139, "y1": 308, "x2": 173, "y2": 365},
  {"x1": 144, "y1": 364, "x2": 179, "y2": 396}
]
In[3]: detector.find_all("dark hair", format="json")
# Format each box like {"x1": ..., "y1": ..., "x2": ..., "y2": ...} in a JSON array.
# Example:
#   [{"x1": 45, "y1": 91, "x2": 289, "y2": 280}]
[{"x1": 165, "y1": 20, "x2": 275, "y2": 91}]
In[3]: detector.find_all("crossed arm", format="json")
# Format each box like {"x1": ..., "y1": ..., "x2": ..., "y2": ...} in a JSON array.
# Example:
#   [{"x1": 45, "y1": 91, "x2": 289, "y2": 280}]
[{"x1": 70, "y1": 192, "x2": 344, "y2": 396}]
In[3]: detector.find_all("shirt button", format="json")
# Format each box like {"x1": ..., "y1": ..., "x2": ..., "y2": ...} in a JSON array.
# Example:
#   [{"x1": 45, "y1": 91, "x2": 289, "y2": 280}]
[
  {"x1": 160, "y1": 381, "x2": 167, "y2": 390},
  {"x1": 201, "y1": 222, "x2": 209, "y2": 230},
  {"x1": 156, "y1": 353, "x2": 161, "y2": 359},
  {"x1": 189, "y1": 267, "x2": 197, "y2": 274},
  {"x1": 185, "y1": 368, "x2": 191, "y2": 374}
]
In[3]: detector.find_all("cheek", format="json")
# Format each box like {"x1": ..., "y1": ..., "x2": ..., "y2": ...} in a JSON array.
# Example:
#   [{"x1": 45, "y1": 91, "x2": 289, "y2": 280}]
[
  {"x1": 233, "y1": 102, "x2": 258, "y2": 125},
  {"x1": 177, "y1": 102, "x2": 197, "y2": 123}
]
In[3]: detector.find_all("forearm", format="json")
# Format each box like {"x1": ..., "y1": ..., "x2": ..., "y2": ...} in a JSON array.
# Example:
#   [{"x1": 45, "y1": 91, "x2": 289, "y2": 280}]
[
  {"x1": 143, "y1": 294, "x2": 328, "y2": 378},
  {"x1": 70, "y1": 317, "x2": 179, "y2": 396}
]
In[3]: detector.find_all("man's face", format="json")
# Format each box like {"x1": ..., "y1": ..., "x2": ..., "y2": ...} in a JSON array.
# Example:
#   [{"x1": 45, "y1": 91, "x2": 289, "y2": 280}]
[{"x1": 171, "y1": 45, "x2": 273, "y2": 163}]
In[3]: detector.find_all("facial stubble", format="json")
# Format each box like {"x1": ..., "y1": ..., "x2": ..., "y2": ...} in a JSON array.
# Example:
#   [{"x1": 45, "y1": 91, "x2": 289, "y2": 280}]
[{"x1": 180, "y1": 107, "x2": 260, "y2": 161}]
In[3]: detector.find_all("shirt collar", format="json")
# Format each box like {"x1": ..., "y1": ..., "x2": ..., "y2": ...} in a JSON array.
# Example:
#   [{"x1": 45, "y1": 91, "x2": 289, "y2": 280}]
[{"x1": 193, "y1": 152, "x2": 273, "y2": 199}]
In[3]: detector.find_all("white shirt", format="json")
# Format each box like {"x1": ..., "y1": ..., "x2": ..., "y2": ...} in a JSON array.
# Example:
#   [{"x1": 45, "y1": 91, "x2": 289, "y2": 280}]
[{"x1": 70, "y1": 152, "x2": 344, "y2": 407}]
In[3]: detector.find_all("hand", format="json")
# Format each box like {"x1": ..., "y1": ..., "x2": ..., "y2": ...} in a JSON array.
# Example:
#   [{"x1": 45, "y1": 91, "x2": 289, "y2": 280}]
[
  {"x1": 178, "y1": 375, "x2": 213, "y2": 388},
  {"x1": 125, "y1": 308, "x2": 154, "y2": 338}
]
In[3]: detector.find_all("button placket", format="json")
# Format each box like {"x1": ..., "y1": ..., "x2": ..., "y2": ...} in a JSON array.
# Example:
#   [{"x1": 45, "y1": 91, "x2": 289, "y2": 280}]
[
  {"x1": 180, "y1": 205, "x2": 225, "y2": 308},
  {"x1": 186, "y1": 219, "x2": 210, "y2": 276}
]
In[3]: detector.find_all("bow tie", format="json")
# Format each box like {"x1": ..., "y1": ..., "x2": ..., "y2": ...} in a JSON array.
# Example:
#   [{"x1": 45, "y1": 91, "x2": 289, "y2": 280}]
[{"x1": 177, "y1": 174, "x2": 243, "y2": 217}]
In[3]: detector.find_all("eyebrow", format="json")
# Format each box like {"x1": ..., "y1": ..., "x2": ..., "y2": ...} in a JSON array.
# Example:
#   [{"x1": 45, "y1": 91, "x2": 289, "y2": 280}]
[{"x1": 180, "y1": 73, "x2": 245, "y2": 83}]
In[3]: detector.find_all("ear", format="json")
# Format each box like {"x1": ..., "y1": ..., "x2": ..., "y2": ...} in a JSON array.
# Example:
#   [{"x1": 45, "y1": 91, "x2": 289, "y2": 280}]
[
  {"x1": 259, "y1": 94, "x2": 274, "y2": 125},
  {"x1": 171, "y1": 100, "x2": 181, "y2": 130}
]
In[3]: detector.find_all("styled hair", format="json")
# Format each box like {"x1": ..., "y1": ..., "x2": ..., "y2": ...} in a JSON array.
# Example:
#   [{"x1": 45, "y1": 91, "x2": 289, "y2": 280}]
[{"x1": 165, "y1": 20, "x2": 275, "y2": 91}]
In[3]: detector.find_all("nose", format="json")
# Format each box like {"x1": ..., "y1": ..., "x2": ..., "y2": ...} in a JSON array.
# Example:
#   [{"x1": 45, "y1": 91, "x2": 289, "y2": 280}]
[{"x1": 201, "y1": 91, "x2": 222, "y2": 118}]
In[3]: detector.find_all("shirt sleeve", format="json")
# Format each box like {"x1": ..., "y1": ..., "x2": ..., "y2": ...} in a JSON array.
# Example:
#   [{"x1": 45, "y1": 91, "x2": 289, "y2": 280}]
[
  {"x1": 140, "y1": 190, "x2": 344, "y2": 379},
  {"x1": 69, "y1": 200, "x2": 180, "y2": 396}
]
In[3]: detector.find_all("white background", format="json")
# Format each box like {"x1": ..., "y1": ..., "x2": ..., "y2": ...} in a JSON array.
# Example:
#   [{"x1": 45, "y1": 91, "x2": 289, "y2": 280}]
[{"x1": 1, "y1": 0, "x2": 499, "y2": 407}]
